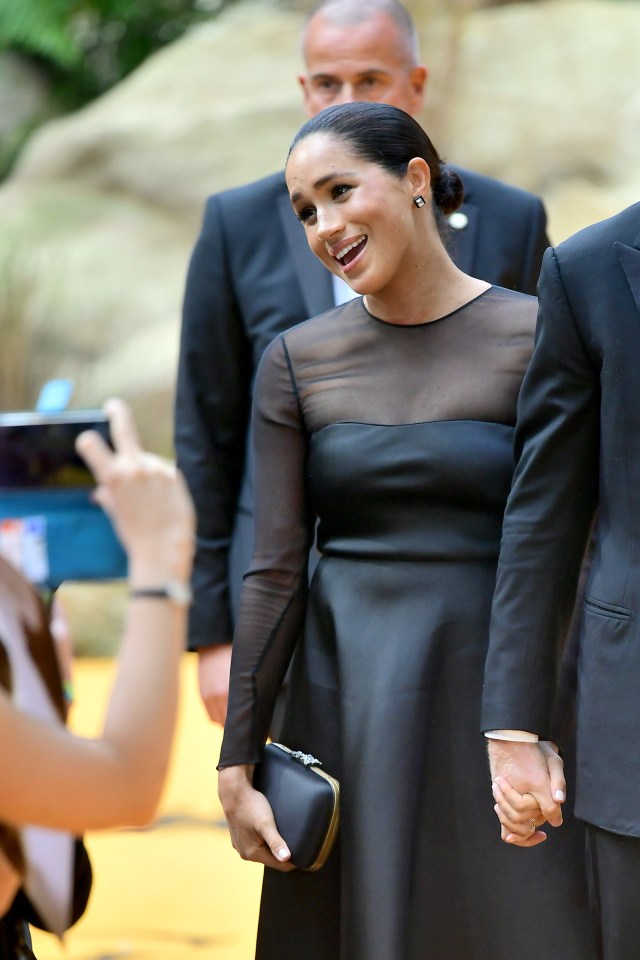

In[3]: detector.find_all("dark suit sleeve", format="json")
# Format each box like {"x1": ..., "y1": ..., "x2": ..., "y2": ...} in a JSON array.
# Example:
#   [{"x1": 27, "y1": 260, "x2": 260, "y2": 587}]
[
  {"x1": 175, "y1": 195, "x2": 253, "y2": 651},
  {"x1": 520, "y1": 198, "x2": 550, "y2": 296},
  {"x1": 481, "y1": 246, "x2": 600, "y2": 738}
]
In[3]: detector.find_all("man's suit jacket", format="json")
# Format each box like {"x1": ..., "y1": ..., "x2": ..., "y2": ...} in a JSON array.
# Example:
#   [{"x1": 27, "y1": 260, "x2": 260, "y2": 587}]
[
  {"x1": 482, "y1": 202, "x2": 640, "y2": 835},
  {"x1": 175, "y1": 166, "x2": 549, "y2": 652}
]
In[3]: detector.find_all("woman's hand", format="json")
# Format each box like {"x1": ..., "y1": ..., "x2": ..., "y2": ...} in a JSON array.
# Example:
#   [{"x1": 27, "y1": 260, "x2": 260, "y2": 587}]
[
  {"x1": 218, "y1": 765, "x2": 295, "y2": 872},
  {"x1": 76, "y1": 398, "x2": 195, "y2": 586},
  {"x1": 490, "y1": 742, "x2": 566, "y2": 847},
  {"x1": 491, "y1": 777, "x2": 547, "y2": 846}
]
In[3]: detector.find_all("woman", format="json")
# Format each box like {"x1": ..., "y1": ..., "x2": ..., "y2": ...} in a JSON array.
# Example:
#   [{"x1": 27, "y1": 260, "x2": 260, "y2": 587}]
[
  {"x1": 217, "y1": 103, "x2": 596, "y2": 960},
  {"x1": 0, "y1": 398, "x2": 194, "y2": 933}
]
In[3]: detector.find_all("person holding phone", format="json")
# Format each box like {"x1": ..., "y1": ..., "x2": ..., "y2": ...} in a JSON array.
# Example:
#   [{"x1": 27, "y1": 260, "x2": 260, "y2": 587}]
[{"x1": 0, "y1": 399, "x2": 194, "y2": 941}]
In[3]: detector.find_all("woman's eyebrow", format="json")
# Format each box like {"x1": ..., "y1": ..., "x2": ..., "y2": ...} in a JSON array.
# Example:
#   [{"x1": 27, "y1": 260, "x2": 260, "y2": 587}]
[{"x1": 290, "y1": 171, "x2": 356, "y2": 205}]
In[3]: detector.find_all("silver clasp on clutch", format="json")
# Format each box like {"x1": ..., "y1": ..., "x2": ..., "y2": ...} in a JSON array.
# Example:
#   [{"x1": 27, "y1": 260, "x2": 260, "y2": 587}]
[{"x1": 290, "y1": 750, "x2": 321, "y2": 767}]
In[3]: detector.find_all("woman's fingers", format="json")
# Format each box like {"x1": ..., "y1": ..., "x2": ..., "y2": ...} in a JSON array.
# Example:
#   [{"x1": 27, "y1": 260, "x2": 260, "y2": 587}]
[
  {"x1": 103, "y1": 397, "x2": 141, "y2": 458},
  {"x1": 491, "y1": 778, "x2": 548, "y2": 844},
  {"x1": 75, "y1": 427, "x2": 112, "y2": 484},
  {"x1": 493, "y1": 800, "x2": 540, "y2": 837},
  {"x1": 501, "y1": 819, "x2": 548, "y2": 847},
  {"x1": 76, "y1": 398, "x2": 142, "y2": 486},
  {"x1": 258, "y1": 815, "x2": 293, "y2": 869},
  {"x1": 225, "y1": 785, "x2": 295, "y2": 873},
  {"x1": 493, "y1": 803, "x2": 547, "y2": 846},
  {"x1": 540, "y1": 741, "x2": 567, "y2": 803},
  {"x1": 250, "y1": 793, "x2": 293, "y2": 869},
  {"x1": 492, "y1": 778, "x2": 541, "y2": 822}
]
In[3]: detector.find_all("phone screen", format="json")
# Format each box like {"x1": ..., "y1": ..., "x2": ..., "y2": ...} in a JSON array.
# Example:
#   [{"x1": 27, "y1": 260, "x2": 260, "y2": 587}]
[{"x1": 0, "y1": 411, "x2": 110, "y2": 489}]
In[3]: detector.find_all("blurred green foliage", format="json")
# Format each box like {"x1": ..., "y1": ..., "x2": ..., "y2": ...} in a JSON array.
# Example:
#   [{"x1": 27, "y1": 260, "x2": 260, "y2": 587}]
[{"x1": 0, "y1": 0, "x2": 240, "y2": 108}]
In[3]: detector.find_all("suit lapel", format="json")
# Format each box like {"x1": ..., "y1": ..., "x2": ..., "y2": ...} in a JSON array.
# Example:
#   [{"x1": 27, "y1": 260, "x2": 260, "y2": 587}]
[
  {"x1": 278, "y1": 192, "x2": 334, "y2": 318},
  {"x1": 615, "y1": 235, "x2": 640, "y2": 319}
]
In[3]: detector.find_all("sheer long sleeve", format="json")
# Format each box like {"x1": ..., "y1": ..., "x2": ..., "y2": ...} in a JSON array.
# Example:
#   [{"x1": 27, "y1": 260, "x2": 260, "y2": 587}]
[{"x1": 218, "y1": 336, "x2": 315, "y2": 767}]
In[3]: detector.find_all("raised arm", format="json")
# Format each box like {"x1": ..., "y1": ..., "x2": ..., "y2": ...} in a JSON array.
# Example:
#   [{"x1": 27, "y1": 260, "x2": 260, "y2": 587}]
[{"x1": 0, "y1": 399, "x2": 195, "y2": 833}]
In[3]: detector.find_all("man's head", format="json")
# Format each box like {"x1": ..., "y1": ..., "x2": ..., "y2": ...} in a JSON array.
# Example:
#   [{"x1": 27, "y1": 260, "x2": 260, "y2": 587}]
[{"x1": 299, "y1": 0, "x2": 428, "y2": 118}]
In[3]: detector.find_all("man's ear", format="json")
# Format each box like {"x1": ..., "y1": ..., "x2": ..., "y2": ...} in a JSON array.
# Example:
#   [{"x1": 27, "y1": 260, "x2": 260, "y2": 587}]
[
  {"x1": 408, "y1": 65, "x2": 428, "y2": 114},
  {"x1": 297, "y1": 74, "x2": 315, "y2": 118}
]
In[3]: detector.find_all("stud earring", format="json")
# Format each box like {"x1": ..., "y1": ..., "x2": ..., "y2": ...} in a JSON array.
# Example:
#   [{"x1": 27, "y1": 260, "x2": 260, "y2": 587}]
[{"x1": 413, "y1": 195, "x2": 426, "y2": 208}]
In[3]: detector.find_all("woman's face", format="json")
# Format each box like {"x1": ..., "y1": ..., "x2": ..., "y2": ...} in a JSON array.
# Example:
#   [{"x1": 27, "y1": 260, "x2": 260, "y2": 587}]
[{"x1": 286, "y1": 132, "x2": 424, "y2": 298}]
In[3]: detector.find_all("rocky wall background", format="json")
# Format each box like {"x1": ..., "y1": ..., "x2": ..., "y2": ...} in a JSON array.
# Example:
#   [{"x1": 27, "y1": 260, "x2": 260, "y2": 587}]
[
  {"x1": 1, "y1": 0, "x2": 638, "y2": 453},
  {"x1": 1, "y1": 0, "x2": 637, "y2": 651}
]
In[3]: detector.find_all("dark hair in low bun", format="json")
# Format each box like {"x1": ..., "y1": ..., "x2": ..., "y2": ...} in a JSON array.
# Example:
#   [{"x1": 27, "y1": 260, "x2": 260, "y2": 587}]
[
  {"x1": 288, "y1": 102, "x2": 464, "y2": 227},
  {"x1": 432, "y1": 167, "x2": 464, "y2": 216}
]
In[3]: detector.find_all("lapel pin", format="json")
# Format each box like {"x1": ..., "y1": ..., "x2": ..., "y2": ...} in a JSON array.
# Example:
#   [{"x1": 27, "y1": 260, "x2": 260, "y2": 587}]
[{"x1": 448, "y1": 212, "x2": 469, "y2": 230}]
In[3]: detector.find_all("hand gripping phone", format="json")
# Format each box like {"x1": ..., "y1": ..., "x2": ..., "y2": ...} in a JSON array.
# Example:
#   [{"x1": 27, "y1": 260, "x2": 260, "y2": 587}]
[{"x1": 0, "y1": 411, "x2": 127, "y2": 587}]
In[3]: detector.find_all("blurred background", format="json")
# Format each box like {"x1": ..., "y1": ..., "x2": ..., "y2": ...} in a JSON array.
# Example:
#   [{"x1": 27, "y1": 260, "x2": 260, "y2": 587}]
[
  {"x1": 1, "y1": 0, "x2": 639, "y2": 954},
  {"x1": 1, "y1": 0, "x2": 639, "y2": 457}
]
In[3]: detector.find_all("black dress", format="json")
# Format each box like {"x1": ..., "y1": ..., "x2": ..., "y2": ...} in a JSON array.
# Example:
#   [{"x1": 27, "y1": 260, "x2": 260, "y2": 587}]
[{"x1": 218, "y1": 289, "x2": 597, "y2": 960}]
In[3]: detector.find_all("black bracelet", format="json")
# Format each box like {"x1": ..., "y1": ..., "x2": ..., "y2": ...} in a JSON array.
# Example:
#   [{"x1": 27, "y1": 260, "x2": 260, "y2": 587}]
[{"x1": 129, "y1": 582, "x2": 192, "y2": 607}]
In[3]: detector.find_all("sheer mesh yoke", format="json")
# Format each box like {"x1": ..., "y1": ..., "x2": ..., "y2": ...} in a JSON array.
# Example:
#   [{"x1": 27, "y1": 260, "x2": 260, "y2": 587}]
[{"x1": 219, "y1": 287, "x2": 536, "y2": 767}]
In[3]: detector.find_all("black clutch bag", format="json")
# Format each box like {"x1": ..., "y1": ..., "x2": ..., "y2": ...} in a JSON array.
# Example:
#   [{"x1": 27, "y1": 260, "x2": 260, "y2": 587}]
[{"x1": 253, "y1": 743, "x2": 340, "y2": 871}]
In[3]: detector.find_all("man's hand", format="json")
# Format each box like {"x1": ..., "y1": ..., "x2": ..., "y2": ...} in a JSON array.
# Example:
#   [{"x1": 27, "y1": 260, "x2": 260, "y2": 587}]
[
  {"x1": 197, "y1": 643, "x2": 232, "y2": 725},
  {"x1": 487, "y1": 740, "x2": 566, "y2": 847}
]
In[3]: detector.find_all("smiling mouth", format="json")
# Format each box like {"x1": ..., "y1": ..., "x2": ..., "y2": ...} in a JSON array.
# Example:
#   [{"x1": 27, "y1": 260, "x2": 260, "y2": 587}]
[{"x1": 334, "y1": 235, "x2": 367, "y2": 269}]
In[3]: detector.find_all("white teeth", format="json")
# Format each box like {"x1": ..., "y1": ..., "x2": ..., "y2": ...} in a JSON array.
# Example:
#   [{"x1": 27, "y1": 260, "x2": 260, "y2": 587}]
[{"x1": 335, "y1": 236, "x2": 366, "y2": 260}]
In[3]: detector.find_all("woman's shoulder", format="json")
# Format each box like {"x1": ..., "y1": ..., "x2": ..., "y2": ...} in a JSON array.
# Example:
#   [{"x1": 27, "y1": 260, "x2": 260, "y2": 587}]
[
  {"x1": 286, "y1": 297, "x2": 363, "y2": 338},
  {"x1": 256, "y1": 299, "x2": 361, "y2": 390},
  {"x1": 478, "y1": 285, "x2": 537, "y2": 337},
  {"x1": 277, "y1": 298, "x2": 365, "y2": 358}
]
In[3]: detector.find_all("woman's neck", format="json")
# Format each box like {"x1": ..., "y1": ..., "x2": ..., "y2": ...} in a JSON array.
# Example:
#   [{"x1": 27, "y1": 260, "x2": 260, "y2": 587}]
[{"x1": 363, "y1": 243, "x2": 490, "y2": 327}]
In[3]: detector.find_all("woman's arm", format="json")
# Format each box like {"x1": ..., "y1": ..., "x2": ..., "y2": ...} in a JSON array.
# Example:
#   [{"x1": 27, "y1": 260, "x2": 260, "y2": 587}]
[
  {"x1": 217, "y1": 336, "x2": 314, "y2": 870},
  {"x1": 0, "y1": 398, "x2": 195, "y2": 832}
]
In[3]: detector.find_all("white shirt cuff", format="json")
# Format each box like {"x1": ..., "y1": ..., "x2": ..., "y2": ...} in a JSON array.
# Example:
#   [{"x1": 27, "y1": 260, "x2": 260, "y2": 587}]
[{"x1": 484, "y1": 729, "x2": 539, "y2": 742}]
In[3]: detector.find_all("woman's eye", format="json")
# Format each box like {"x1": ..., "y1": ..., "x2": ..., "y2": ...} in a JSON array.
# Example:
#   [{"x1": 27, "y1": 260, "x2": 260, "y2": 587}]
[
  {"x1": 332, "y1": 184, "x2": 351, "y2": 199},
  {"x1": 297, "y1": 206, "x2": 316, "y2": 224}
]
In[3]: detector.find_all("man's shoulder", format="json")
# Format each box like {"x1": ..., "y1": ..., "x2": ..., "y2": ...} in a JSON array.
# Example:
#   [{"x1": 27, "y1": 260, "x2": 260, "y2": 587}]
[
  {"x1": 556, "y1": 201, "x2": 640, "y2": 260},
  {"x1": 207, "y1": 170, "x2": 288, "y2": 212},
  {"x1": 196, "y1": 170, "x2": 292, "y2": 245}
]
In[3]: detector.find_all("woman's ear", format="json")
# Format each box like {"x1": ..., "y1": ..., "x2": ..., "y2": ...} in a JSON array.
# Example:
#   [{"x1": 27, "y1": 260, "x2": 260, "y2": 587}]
[{"x1": 407, "y1": 157, "x2": 431, "y2": 199}]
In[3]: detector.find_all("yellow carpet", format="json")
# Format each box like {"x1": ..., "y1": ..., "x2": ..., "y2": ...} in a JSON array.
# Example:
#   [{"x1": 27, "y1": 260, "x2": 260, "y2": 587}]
[{"x1": 31, "y1": 655, "x2": 262, "y2": 959}]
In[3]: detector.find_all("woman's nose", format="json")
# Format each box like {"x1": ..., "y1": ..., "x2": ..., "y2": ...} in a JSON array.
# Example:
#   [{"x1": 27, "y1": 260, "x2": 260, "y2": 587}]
[{"x1": 316, "y1": 207, "x2": 343, "y2": 240}]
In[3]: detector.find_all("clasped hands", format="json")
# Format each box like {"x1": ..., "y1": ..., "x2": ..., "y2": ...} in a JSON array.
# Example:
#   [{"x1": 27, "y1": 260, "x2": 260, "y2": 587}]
[{"x1": 487, "y1": 740, "x2": 566, "y2": 847}]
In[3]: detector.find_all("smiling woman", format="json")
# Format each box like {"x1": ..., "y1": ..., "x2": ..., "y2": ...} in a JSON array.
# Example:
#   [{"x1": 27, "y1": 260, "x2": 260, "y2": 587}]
[
  {"x1": 286, "y1": 102, "x2": 466, "y2": 314},
  {"x1": 216, "y1": 102, "x2": 597, "y2": 960}
]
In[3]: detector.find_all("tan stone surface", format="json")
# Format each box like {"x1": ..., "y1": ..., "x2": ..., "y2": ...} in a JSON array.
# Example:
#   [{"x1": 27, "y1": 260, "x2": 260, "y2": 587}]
[
  {"x1": 0, "y1": 0, "x2": 638, "y2": 459},
  {"x1": 419, "y1": 0, "x2": 640, "y2": 241},
  {"x1": 13, "y1": 3, "x2": 304, "y2": 220}
]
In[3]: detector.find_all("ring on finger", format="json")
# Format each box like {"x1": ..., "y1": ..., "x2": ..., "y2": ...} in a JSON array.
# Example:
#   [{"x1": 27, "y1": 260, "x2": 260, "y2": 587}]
[{"x1": 527, "y1": 817, "x2": 537, "y2": 836}]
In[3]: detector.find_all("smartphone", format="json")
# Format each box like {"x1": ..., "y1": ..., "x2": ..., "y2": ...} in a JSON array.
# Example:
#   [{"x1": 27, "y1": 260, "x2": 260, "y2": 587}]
[{"x1": 0, "y1": 410, "x2": 110, "y2": 490}]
